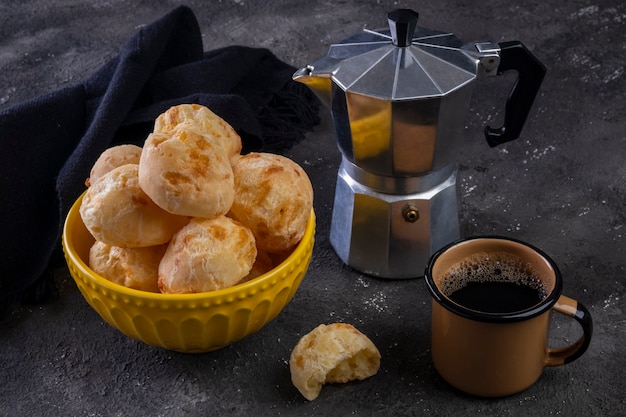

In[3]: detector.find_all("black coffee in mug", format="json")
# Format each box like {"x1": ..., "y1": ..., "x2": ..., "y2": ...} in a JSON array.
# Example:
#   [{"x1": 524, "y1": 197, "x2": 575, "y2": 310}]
[
  {"x1": 425, "y1": 236, "x2": 593, "y2": 397},
  {"x1": 441, "y1": 252, "x2": 547, "y2": 314}
]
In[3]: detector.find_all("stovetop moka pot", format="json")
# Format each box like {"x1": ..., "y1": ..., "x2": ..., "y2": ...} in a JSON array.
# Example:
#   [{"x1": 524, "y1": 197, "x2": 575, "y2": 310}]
[{"x1": 294, "y1": 9, "x2": 546, "y2": 278}]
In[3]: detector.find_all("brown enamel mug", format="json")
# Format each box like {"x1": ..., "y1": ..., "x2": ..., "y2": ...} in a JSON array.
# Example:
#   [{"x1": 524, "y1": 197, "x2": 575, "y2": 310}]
[{"x1": 424, "y1": 236, "x2": 593, "y2": 397}]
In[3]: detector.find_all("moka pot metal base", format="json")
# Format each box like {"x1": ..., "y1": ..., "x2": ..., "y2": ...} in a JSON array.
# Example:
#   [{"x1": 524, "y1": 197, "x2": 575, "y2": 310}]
[{"x1": 329, "y1": 157, "x2": 460, "y2": 279}]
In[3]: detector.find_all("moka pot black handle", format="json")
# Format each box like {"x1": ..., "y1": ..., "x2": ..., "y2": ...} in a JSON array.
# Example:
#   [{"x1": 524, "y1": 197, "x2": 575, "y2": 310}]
[{"x1": 485, "y1": 41, "x2": 546, "y2": 147}]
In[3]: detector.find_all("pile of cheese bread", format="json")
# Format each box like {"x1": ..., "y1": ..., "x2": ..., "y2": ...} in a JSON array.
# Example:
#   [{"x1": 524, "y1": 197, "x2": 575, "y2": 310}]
[{"x1": 80, "y1": 104, "x2": 313, "y2": 294}]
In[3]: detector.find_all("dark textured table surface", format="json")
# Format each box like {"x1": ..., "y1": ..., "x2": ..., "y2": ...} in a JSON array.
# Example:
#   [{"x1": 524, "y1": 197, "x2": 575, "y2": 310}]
[{"x1": 1, "y1": 1, "x2": 624, "y2": 416}]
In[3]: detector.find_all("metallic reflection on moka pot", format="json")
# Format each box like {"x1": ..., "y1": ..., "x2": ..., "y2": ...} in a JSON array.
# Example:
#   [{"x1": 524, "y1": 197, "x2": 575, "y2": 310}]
[{"x1": 293, "y1": 9, "x2": 546, "y2": 278}]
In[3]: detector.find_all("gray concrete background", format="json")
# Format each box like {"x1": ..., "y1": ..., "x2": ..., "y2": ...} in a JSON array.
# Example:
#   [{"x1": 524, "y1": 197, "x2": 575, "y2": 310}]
[{"x1": 1, "y1": 0, "x2": 624, "y2": 416}]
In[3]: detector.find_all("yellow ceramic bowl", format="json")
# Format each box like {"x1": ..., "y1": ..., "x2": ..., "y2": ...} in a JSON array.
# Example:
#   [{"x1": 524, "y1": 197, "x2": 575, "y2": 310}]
[{"x1": 62, "y1": 192, "x2": 315, "y2": 353}]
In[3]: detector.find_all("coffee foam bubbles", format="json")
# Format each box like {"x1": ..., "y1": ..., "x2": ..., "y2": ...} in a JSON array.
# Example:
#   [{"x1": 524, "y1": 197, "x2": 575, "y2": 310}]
[{"x1": 440, "y1": 252, "x2": 547, "y2": 300}]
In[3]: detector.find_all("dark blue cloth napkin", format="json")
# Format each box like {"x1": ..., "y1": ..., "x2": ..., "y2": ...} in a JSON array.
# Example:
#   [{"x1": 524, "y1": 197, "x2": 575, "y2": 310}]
[{"x1": 0, "y1": 5, "x2": 319, "y2": 317}]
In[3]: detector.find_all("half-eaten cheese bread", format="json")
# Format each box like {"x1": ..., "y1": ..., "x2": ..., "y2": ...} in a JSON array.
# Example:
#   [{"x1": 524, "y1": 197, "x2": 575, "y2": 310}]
[{"x1": 289, "y1": 323, "x2": 381, "y2": 400}]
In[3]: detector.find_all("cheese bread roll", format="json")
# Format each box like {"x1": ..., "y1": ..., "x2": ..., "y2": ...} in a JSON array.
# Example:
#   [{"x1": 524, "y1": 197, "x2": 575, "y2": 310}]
[
  {"x1": 88, "y1": 241, "x2": 167, "y2": 292},
  {"x1": 230, "y1": 152, "x2": 313, "y2": 253},
  {"x1": 138, "y1": 128, "x2": 235, "y2": 218},
  {"x1": 86, "y1": 144, "x2": 142, "y2": 187},
  {"x1": 158, "y1": 216, "x2": 257, "y2": 294},
  {"x1": 153, "y1": 103, "x2": 242, "y2": 166},
  {"x1": 80, "y1": 164, "x2": 188, "y2": 247},
  {"x1": 289, "y1": 323, "x2": 381, "y2": 401}
]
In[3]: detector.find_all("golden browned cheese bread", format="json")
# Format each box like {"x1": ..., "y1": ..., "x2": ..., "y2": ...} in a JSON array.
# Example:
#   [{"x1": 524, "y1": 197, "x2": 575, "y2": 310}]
[
  {"x1": 86, "y1": 144, "x2": 142, "y2": 187},
  {"x1": 153, "y1": 103, "x2": 242, "y2": 166},
  {"x1": 79, "y1": 164, "x2": 189, "y2": 248},
  {"x1": 138, "y1": 128, "x2": 235, "y2": 218},
  {"x1": 289, "y1": 323, "x2": 381, "y2": 401},
  {"x1": 88, "y1": 240, "x2": 167, "y2": 292},
  {"x1": 230, "y1": 152, "x2": 313, "y2": 253},
  {"x1": 158, "y1": 216, "x2": 257, "y2": 294}
]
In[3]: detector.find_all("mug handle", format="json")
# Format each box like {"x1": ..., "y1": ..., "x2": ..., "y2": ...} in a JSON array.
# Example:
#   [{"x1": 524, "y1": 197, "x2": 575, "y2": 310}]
[{"x1": 545, "y1": 295, "x2": 593, "y2": 366}]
